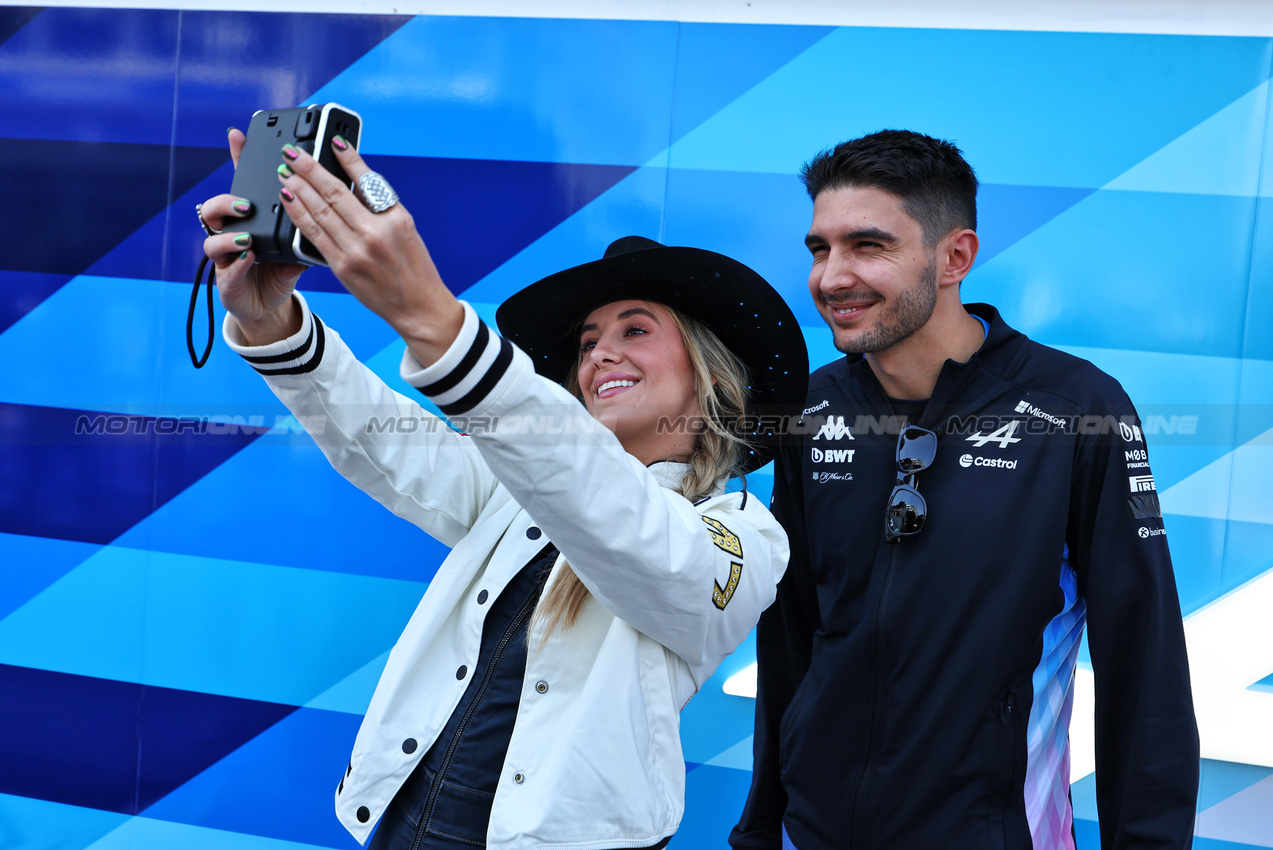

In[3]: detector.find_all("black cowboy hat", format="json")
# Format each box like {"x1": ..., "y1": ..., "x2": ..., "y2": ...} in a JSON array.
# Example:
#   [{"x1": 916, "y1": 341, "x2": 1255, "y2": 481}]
[{"x1": 496, "y1": 236, "x2": 808, "y2": 473}]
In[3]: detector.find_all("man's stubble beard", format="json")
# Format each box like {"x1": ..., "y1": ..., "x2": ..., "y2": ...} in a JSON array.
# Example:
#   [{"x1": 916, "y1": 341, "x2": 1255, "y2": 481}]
[{"x1": 832, "y1": 255, "x2": 938, "y2": 355}]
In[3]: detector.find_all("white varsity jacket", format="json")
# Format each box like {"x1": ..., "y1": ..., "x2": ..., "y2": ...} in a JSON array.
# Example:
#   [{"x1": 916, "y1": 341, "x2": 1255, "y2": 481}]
[{"x1": 223, "y1": 294, "x2": 789, "y2": 849}]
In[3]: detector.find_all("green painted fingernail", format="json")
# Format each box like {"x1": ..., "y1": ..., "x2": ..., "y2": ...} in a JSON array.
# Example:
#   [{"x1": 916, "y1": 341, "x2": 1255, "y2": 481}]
[
  {"x1": 239, "y1": 251, "x2": 249, "y2": 260},
  {"x1": 277, "y1": 163, "x2": 293, "y2": 178},
  {"x1": 234, "y1": 233, "x2": 251, "y2": 247},
  {"x1": 332, "y1": 135, "x2": 348, "y2": 151},
  {"x1": 281, "y1": 143, "x2": 300, "y2": 160},
  {"x1": 227, "y1": 126, "x2": 237, "y2": 136},
  {"x1": 232, "y1": 199, "x2": 252, "y2": 213}
]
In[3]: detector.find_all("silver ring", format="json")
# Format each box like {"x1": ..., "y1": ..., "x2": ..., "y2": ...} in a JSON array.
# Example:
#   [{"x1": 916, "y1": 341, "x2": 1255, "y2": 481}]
[
  {"x1": 196, "y1": 203, "x2": 221, "y2": 236},
  {"x1": 358, "y1": 171, "x2": 400, "y2": 214}
]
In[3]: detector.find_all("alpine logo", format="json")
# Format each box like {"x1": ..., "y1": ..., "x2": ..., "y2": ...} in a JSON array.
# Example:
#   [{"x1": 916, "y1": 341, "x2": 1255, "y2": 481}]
[
  {"x1": 965, "y1": 420, "x2": 1021, "y2": 449},
  {"x1": 811, "y1": 448, "x2": 855, "y2": 463},
  {"x1": 1129, "y1": 474, "x2": 1157, "y2": 493},
  {"x1": 812, "y1": 416, "x2": 855, "y2": 441},
  {"x1": 1014, "y1": 399, "x2": 1066, "y2": 426}
]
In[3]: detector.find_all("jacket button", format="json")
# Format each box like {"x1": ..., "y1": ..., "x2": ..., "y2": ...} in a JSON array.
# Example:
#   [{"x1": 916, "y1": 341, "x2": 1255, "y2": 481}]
[
  {"x1": 514, "y1": 772, "x2": 525, "y2": 784},
  {"x1": 477, "y1": 589, "x2": 488, "y2": 604},
  {"x1": 526, "y1": 527, "x2": 542, "y2": 540},
  {"x1": 357, "y1": 806, "x2": 370, "y2": 823},
  {"x1": 535, "y1": 680, "x2": 548, "y2": 694},
  {"x1": 402, "y1": 738, "x2": 417, "y2": 754},
  {"x1": 456, "y1": 665, "x2": 467, "y2": 680}
]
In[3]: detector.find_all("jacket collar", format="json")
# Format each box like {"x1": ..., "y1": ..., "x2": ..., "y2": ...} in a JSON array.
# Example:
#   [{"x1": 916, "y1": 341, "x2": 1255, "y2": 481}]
[
  {"x1": 837, "y1": 303, "x2": 1022, "y2": 370},
  {"x1": 963, "y1": 302, "x2": 1026, "y2": 367},
  {"x1": 647, "y1": 460, "x2": 691, "y2": 490},
  {"x1": 833, "y1": 303, "x2": 1029, "y2": 429}
]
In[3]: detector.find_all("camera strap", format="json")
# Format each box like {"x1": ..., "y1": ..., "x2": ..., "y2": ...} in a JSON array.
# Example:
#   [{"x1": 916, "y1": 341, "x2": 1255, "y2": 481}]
[{"x1": 187, "y1": 254, "x2": 216, "y2": 368}]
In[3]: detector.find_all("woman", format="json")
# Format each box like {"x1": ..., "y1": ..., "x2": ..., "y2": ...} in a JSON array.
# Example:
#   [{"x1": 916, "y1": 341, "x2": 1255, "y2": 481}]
[{"x1": 198, "y1": 133, "x2": 807, "y2": 849}]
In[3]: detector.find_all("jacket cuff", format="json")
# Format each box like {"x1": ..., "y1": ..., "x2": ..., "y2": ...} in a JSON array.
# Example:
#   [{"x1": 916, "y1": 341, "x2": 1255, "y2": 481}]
[
  {"x1": 400, "y1": 301, "x2": 521, "y2": 417},
  {"x1": 221, "y1": 291, "x2": 326, "y2": 376}
]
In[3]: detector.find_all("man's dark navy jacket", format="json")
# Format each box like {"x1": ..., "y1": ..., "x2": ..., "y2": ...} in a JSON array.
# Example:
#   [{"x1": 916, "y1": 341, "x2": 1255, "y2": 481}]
[{"x1": 731, "y1": 304, "x2": 1198, "y2": 850}]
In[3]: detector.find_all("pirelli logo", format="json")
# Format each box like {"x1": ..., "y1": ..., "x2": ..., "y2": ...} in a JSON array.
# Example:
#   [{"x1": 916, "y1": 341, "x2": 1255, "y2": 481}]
[
  {"x1": 702, "y1": 516, "x2": 743, "y2": 558},
  {"x1": 1129, "y1": 474, "x2": 1157, "y2": 493},
  {"x1": 704, "y1": 517, "x2": 744, "y2": 610}
]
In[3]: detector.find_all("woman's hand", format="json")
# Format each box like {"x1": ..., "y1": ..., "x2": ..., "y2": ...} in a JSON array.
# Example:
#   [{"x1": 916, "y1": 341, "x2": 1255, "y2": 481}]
[
  {"x1": 201, "y1": 128, "x2": 305, "y2": 345},
  {"x1": 275, "y1": 138, "x2": 464, "y2": 366}
]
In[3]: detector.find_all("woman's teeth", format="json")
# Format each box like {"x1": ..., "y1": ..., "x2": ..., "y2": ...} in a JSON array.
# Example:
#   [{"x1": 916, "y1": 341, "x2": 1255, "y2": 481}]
[{"x1": 598, "y1": 380, "x2": 636, "y2": 394}]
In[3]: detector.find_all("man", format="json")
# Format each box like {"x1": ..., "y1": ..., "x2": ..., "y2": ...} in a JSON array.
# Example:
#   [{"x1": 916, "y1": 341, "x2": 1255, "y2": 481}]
[{"x1": 730, "y1": 130, "x2": 1199, "y2": 849}]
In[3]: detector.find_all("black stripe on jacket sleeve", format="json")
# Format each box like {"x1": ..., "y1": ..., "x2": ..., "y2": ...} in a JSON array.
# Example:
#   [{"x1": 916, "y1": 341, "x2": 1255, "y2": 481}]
[
  {"x1": 244, "y1": 315, "x2": 326, "y2": 376},
  {"x1": 418, "y1": 320, "x2": 491, "y2": 397},
  {"x1": 435, "y1": 335, "x2": 515, "y2": 417}
]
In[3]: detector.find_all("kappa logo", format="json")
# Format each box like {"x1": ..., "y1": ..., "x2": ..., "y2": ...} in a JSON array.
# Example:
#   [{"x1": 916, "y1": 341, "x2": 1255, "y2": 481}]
[
  {"x1": 812, "y1": 415, "x2": 854, "y2": 441},
  {"x1": 811, "y1": 447, "x2": 855, "y2": 463},
  {"x1": 1129, "y1": 474, "x2": 1157, "y2": 493},
  {"x1": 965, "y1": 419, "x2": 1021, "y2": 449}
]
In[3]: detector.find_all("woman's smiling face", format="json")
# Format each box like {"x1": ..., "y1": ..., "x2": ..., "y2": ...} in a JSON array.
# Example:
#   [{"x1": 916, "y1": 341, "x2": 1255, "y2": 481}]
[{"x1": 576, "y1": 300, "x2": 701, "y2": 465}]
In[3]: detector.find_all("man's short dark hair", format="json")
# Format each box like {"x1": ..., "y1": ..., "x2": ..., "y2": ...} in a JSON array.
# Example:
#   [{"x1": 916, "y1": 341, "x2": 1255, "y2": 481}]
[{"x1": 801, "y1": 130, "x2": 978, "y2": 247}]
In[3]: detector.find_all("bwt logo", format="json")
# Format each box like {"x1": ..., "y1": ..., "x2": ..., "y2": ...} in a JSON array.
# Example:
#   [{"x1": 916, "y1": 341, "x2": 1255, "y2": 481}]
[
  {"x1": 812, "y1": 416, "x2": 855, "y2": 441},
  {"x1": 811, "y1": 448, "x2": 855, "y2": 463}
]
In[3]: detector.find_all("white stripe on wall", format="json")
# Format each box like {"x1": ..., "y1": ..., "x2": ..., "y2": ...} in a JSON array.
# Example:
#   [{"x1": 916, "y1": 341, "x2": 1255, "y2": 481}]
[{"x1": 23, "y1": 0, "x2": 1273, "y2": 38}]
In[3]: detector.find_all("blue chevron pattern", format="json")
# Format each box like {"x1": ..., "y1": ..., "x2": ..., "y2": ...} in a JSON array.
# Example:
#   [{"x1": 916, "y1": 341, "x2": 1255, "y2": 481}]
[{"x1": 1, "y1": 8, "x2": 1271, "y2": 849}]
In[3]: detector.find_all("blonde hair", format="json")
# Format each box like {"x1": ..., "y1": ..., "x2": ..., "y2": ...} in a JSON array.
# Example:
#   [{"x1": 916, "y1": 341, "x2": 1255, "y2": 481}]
[{"x1": 534, "y1": 306, "x2": 753, "y2": 636}]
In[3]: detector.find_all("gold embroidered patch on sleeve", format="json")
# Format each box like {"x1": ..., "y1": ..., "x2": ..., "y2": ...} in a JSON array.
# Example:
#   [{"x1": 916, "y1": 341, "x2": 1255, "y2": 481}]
[
  {"x1": 713, "y1": 562, "x2": 743, "y2": 610},
  {"x1": 702, "y1": 516, "x2": 743, "y2": 558}
]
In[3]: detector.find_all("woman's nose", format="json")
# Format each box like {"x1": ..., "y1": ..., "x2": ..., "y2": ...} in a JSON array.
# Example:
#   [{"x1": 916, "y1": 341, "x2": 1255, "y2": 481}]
[{"x1": 589, "y1": 336, "x2": 620, "y2": 364}]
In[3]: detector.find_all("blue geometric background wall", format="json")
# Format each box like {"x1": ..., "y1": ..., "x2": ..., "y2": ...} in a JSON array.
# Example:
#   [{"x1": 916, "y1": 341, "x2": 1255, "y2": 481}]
[{"x1": 1, "y1": 7, "x2": 1271, "y2": 848}]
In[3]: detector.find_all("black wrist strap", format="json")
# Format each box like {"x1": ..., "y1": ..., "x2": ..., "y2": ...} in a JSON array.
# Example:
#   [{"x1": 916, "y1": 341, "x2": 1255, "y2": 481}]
[{"x1": 188, "y1": 254, "x2": 216, "y2": 368}]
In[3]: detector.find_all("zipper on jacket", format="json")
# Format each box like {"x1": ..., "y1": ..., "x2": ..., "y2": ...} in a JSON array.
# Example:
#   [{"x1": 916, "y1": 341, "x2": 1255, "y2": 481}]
[
  {"x1": 848, "y1": 541, "x2": 902, "y2": 847},
  {"x1": 1000, "y1": 690, "x2": 1018, "y2": 807},
  {"x1": 409, "y1": 586, "x2": 541, "y2": 850}
]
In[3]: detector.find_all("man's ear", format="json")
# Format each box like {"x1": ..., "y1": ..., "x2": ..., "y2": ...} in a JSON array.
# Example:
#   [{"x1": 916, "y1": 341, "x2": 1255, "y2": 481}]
[{"x1": 939, "y1": 229, "x2": 979, "y2": 287}]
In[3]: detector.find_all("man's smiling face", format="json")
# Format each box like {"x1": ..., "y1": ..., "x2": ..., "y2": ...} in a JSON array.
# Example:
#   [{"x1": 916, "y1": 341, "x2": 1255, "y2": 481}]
[{"x1": 805, "y1": 184, "x2": 938, "y2": 355}]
